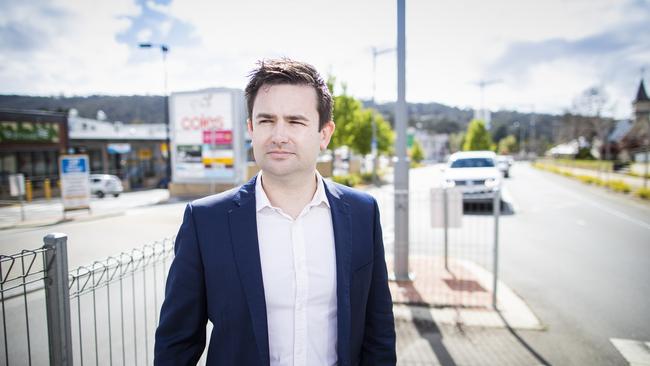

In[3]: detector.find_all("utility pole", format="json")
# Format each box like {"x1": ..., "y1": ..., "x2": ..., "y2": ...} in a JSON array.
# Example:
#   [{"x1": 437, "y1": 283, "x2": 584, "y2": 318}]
[
  {"x1": 393, "y1": 0, "x2": 411, "y2": 281},
  {"x1": 139, "y1": 43, "x2": 172, "y2": 187},
  {"x1": 472, "y1": 79, "x2": 502, "y2": 129}
]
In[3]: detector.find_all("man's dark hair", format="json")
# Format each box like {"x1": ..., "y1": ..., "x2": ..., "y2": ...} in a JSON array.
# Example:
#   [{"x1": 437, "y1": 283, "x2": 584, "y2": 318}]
[{"x1": 245, "y1": 58, "x2": 333, "y2": 131}]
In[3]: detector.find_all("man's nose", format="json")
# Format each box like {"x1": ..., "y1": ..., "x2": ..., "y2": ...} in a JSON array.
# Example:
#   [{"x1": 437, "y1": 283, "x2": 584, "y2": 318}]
[{"x1": 270, "y1": 121, "x2": 289, "y2": 145}]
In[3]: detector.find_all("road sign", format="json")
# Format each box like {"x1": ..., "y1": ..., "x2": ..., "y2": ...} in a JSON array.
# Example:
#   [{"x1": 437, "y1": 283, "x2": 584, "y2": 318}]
[
  {"x1": 59, "y1": 154, "x2": 91, "y2": 211},
  {"x1": 9, "y1": 174, "x2": 25, "y2": 197}
]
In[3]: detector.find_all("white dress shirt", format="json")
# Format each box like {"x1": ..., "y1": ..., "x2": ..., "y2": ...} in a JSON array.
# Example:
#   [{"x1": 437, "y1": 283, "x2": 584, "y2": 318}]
[{"x1": 255, "y1": 172, "x2": 338, "y2": 366}]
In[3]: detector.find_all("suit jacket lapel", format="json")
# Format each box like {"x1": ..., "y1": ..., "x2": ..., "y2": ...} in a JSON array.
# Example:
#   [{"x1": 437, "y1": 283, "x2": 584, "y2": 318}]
[
  {"x1": 229, "y1": 176, "x2": 270, "y2": 365},
  {"x1": 324, "y1": 180, "x2": 352, "y2": 366}
]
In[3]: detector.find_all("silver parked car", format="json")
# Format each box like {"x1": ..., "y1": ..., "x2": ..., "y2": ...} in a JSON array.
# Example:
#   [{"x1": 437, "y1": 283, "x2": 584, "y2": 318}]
[{"x1": 89, "y1": 174, "x2": 124, "y2": 198}]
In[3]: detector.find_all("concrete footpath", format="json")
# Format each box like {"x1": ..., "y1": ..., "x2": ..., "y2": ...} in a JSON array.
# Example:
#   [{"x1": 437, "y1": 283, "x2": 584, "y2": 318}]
[{"x1": 390, "y1": 257, "x2": 547, "y2": 366}]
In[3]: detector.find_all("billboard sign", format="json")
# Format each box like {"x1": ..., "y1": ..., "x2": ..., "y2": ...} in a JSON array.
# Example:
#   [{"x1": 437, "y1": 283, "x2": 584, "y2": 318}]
[{"x1": 170, "y1": 89, "x2": 245, "y2": 183}]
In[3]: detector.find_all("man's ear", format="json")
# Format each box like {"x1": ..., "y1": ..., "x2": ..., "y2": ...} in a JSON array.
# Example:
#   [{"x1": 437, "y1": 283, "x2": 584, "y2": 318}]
[
  {"x1": 247, "y1": 119, "x2": 253, "y2": 138},
  {"x1": 320, "y1": 121, "x2": 335, "y2": 151}
]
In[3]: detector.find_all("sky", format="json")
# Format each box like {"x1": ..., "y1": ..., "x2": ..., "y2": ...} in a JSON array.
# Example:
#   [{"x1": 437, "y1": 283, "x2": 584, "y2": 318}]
[{"x1": 0, "y1": 0, "x2": 648, "y2": 119}]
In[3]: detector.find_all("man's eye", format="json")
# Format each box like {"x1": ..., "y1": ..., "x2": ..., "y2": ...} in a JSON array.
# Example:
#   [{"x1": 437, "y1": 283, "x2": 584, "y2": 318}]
[
  {"x1": 290, "y1": 121, "x2": 306, "y2": 125},
  {"x1": 259, "y1": 120, "x2": 272, "y2": 124}
]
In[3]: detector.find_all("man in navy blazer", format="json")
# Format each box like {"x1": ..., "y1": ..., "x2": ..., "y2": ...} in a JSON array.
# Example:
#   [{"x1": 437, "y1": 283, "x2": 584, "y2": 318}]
[{"x1": 155, "y1": 58, "x2": 396, "y2": 365}]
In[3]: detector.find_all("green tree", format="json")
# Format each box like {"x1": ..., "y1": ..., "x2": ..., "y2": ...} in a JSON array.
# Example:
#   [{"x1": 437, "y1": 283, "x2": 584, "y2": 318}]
[
  {"x1": 463, "y1": 119, "x2": 493, "y2": 151},
  {"x1": 410, "y1": 139, "x2": 424, "y2": 163},
  {"x1": 497, "y1": 135, "x2": 518, "y2": 154},
  {"x1": 330, "y1": 83, "x2": 363, "y2": 150},
  {"x1": 346, "y1": 108, "x2": 394, "y2": 155},
  {"x1": 329, "y1": 79, "x2": 394, "y2": 155}
]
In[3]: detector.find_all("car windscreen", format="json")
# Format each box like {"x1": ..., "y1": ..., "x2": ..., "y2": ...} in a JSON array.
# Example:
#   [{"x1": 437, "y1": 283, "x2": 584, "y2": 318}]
[{"x1": 450, "y1": 158, "x2": 495, "y2": 168}]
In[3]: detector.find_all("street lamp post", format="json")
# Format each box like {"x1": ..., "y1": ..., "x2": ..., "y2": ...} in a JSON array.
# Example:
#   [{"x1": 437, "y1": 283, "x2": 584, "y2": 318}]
[
  {"x1": 393, "y1": 0, "x2": 411, "y2": 281},
  {"x1": 371, "y1": 46, "x2": 395, "y2": 186},
  {"x1": 139, "y1": 43, "x2": 172, "y2": 187}
]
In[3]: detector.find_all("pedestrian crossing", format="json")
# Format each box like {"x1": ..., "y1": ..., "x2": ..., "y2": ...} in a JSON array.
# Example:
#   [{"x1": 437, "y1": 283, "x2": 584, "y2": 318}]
[{"x1": 611, "y1": 338, "x2": 650, "y2": 366}]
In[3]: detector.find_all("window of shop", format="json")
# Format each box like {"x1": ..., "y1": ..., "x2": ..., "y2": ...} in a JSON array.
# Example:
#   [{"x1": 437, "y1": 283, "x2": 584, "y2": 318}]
[
  {"x1": 33, "y1": 151, "x2": 47, "y2": 178},
  {"x1": 89, "y1": 149, "x2": 103, "y2": 173},
  {"x1": 139, "y1": 147, "x2": 154, "y2": 177},
  {"x1": 0, "y1": 153, "x2": 17, "y2": 196},
  {"x1": 17, "y1": 152, "x2": 32, "y2": 176},
  {"x1": 1, "y1": 153, "x2": 17, "y2": 175},
  {"x1": 45, "y1": 151, "x2": 58, "y2": 176}
]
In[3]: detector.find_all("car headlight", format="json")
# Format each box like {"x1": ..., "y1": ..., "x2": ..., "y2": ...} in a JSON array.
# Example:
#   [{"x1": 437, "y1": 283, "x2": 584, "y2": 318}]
[
  {"x1": 444, "y1": 179, "x2": 456, "y2": 188},
  {"x1": 484, "y1": 178, "x2": 499, "y2": 189}
]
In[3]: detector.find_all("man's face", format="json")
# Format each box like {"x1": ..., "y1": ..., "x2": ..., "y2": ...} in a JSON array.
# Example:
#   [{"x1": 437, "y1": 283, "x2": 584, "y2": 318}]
[{"x1": 247, "y1": 84, "x2": 334, "y2": 181}]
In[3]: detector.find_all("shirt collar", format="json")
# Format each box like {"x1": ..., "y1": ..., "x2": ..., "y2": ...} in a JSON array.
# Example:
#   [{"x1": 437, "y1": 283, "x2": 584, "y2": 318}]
[{"x1": 255, "y1": 171, "x2": 330, "y2": 213}]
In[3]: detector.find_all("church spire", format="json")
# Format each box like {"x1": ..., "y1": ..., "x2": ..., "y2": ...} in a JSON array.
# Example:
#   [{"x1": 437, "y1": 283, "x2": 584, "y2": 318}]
[{"x1": 635, "y1": 79, "x2": 649, "y2": 102}]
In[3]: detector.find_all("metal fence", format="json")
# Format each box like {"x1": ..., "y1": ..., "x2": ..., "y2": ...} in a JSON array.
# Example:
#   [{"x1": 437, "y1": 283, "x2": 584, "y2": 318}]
[
  {"x1": 0, "y1": 246, "x2": 52, "y2": 366},
  {"x1": 0, "y1": 234, "x2": 174, "y2": 366},
  {"x1": 369, "y1": 186, "x2": 501, "y2": 309}
]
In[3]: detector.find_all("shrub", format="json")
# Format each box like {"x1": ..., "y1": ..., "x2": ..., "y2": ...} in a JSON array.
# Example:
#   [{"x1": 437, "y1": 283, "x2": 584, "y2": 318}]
[
  {"x1": 635, "y1": 187, "x2": 650, "y2": 200},
  {"x1": 359, "y1": 172, "x2": 374, "y2": 184},
  {"x1": 605, "y1": 180, "x2": 632, "y2": 194},
  {"x1": 332, "y1": 174, "x2": 361, "y2": 187},
  {"x1": 628, "y1": 171, "x2": 650, "y2": 179},
  {"x1": 578, "y1": 175, "x2": 598, "y2": 185}
]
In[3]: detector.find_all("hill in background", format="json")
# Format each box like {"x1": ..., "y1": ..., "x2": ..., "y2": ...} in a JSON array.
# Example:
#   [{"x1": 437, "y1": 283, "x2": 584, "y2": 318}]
[{"x1": 0, "y1": 94, "x2": 560, "y2": 144}]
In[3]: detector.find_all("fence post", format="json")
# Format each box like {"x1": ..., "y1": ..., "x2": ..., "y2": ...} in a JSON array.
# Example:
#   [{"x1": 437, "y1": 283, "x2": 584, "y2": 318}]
[
  {"x1": 492, "y1": 189, "x2": 501, "y2": 309},
  {"x1": 443, "y1": 187, "x2": 449, "y2": 271},
  {"x1": 43, "y1": 233, "x2": 73, "y2": 366}
]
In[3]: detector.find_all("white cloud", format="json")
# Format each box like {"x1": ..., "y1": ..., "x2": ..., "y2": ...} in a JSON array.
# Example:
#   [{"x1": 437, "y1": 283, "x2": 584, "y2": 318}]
[
  {"x1": 0, "y1": 0, "x2": 646, "y2": 119},
  {"x1": 0, "y1": 0, "x2": 143, "y2": 94},
  {"x1": 146, "y1": 0, "x2": 171, "y2": 15},
  {"x1": 137, "y1": 28, "x2": 153, "y2": 42}
]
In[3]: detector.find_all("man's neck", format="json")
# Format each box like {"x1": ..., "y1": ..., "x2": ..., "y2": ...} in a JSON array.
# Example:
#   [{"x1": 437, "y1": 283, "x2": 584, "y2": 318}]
[{"x1": 260, "y1": 171, "x2": 318, "y2": 219}]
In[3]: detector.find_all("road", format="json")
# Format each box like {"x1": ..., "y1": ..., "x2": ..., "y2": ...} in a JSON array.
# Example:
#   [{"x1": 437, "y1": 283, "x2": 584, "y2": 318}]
[
  {"x1": 1, "y1": 190, "x2": 185, "y2": 268},
  {"x1": 497, "y1": 163, "x2": 650, "y2": 365},
  {"x1": 400, "y1": 162, "x2": 650, "y2": 365}
]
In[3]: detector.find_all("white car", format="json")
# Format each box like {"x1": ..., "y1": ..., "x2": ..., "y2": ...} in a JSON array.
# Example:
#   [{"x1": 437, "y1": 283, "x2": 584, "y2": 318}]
[
  {"x1": 496, "y1": 155, "x2": 512, "y2": 178},
  {"x1": 89, "y1": 174, "x2": 123, "y2": 198},
  {"x1": 443, "y1": 151, "x2": 501, "y2": 202}
]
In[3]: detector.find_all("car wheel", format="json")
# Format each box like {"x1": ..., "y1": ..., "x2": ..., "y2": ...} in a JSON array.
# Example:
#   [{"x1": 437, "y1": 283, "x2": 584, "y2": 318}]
[
  {"x1": 97, "y1": 191, "x2": 105, "y2": 198},
  {"x1": 113, "y1": 193, "x2": 120, "y2": 198}
]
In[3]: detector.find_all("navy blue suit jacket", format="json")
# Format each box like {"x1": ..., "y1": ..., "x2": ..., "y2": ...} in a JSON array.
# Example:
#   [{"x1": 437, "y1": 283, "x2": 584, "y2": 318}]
[{"x1": 154, "y1": 176, "x2": 396, "y2": 365}]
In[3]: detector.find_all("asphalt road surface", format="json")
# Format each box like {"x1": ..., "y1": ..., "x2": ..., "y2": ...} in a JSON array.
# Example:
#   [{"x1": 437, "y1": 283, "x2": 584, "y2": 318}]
[
  {"x1": 402, "y1": 162, "x2": 650, "y2": 365},
  {"x1": 497, "y1": 163, "x2": 650, "y2": 365}
]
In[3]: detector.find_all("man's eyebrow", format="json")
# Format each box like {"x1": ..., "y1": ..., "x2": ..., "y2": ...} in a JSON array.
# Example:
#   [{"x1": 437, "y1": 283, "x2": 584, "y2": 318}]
[
  {"x1": 254, "y1": 113, "x2": 276, "y2": 120},
  {"x1": 285, "y1": 114, "x2": 308, "y2": 121},
  {"x1": 254, "y1": 113, "x2": 309, "y2": 121}
]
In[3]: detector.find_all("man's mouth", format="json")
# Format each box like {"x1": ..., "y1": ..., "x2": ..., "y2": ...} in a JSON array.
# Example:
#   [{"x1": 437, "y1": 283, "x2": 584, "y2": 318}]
[{"x1": 267, "y1": 150, "x2": 294, "y2": 158}]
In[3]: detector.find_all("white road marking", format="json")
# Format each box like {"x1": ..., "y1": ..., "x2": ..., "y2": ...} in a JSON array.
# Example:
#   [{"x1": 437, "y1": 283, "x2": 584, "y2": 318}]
[
  {"x1": 543, "y1": 174, "x2": 650, "y2": 231},
  {"x1": 610, "y1": 338, "x2": 650, "y2": 365}
]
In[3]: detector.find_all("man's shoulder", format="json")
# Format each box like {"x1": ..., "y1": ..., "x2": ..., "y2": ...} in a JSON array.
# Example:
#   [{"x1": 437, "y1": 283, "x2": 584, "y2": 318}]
[
  {"x1": 189, "y1": 177, "x2": 255, "y2": 212},
  {"x1": 190, "y1": 186, "x2": 240, "y2": 209},
  {"x1": 324, "y1": 179, "x2": 376, "y2": 207}
]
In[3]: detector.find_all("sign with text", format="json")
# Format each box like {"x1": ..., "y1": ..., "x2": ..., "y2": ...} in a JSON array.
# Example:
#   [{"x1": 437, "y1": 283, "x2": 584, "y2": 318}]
[
  {"x1": 171, "y1": 90, "x2": 236, "y2": 180},
  {"x1": 59, "y1": 154, "x2": 90, "y2": 210}
]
